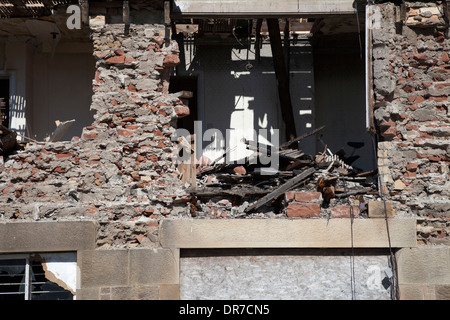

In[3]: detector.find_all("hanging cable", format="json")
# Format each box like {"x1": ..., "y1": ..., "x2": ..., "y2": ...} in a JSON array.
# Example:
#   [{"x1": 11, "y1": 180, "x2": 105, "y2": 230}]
[
  {"x1": 371, "y1": 133, "x2": 399, "y2": 300},
  {"x1": 339, "y1": 174, "x2": 357, "y2": 300}
]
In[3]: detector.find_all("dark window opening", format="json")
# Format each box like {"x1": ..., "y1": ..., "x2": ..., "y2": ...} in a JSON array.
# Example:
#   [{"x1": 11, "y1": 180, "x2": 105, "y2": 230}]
[
  {"x1": 0, "y1": 78, "x2": 9, "y2": 128},
  {"x1": 169, "y1": 75, "x2": 198, "y2": 133}
]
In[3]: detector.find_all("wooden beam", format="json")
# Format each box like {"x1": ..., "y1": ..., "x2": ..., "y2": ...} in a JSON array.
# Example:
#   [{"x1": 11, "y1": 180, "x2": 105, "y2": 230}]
[
  {"x1": 80, "y1": 0, "x2": 89, "y2": 25},
  {"x1": 123, "y1": 0, "x2": 130, "y2": 23},
  {"x1": 164, "y1": 1, "x2": 171, "y2": 24},
  {"x1": 267, "y1": 18, "x2": 297, "y2": 141},
  {"x1": 254, "y1": 19, "x2": 263, "y2": 63},
  {"x1": 280, "y1": 125, "x2": 325, "y2": 150},
  {"x1": 244, "y1": 167, "x2": 315, "y2": 213}
]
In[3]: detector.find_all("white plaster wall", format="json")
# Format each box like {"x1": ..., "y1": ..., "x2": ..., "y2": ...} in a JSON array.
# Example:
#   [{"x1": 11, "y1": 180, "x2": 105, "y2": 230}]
[
  {"x1": 4, "y1": 42, "x2": 32, "y2": 137},
  {"x1": 3, "y1": 41, "x2": 94, "y2": 141},
  {"x1": 182, "y1": 41, "x2": 318, "y2": 163},
  {"x1": 183, "y1": 43, "x2": 283, "y2": 162}
]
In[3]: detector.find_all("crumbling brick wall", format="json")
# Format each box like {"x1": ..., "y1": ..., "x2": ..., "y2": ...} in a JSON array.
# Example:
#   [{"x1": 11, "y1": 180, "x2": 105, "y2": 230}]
[
  {"x1": 0, "y1": 1, "x2": 448, "y2": 250},
  {"x1": 372, "y1": 1, "x2": 449, "y2": 244},
  {"x1": 0, "y1": 23, "x2": 191, "y2": 248}
]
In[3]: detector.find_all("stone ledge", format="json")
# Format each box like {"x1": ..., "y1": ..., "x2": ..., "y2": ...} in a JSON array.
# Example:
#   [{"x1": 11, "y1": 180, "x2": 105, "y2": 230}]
[
  {"x1": 160, "y1": 218, "x2": 417, "y2": 249},
  {"x1": 0, "y1": 220, "x2": 97, "y2": 253}
]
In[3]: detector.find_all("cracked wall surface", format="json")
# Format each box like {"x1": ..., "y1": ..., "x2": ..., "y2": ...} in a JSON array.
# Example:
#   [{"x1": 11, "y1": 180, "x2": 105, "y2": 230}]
[{"x1": 371, "y1": 2, "x2": 449, "y2": 245}]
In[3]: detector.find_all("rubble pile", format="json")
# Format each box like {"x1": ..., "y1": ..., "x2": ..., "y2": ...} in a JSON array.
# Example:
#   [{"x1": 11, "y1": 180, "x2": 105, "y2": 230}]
[{"x1": 185, "y1": 128, "x2": 380, "y2": 219}]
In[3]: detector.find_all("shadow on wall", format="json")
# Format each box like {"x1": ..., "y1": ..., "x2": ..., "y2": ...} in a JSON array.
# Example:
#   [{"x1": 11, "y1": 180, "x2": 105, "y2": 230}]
[
  {"x1": 183, "y1": 44, "x2": 282, "y2": 163},
  {"x1": 314, "y1": 50, "x2": 375, "y2": 172}
]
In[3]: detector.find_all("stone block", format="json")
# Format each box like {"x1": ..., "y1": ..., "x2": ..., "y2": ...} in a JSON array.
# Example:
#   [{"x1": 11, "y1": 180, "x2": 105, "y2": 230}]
[
  {"x1": 160, "y1": 284, "x2": 180, "y2": 300},
  {"x1": 330, "y1": 205, "x2": 359, "y2": 218},
  {"x1": 436, "y1": 285, "x2": 450, "y2": 300},
  {"x1": 396, "y1": 247, "x2": 450, "y2": 285},
  {"x1": 286, "y1": 202, "x2": 321, "y2": 218},
  {"x1": 160, "y1": 219, "x2": 417, "y2": 249},
  {"x1": 78, "y1": 249, "x2": 130, "y2": 288},
  {"x1": 368, "y1": 200, "x2": 394, "y2": 218},
  {"x1": 110, "y1": 285, "x2": 160, "y2": 300},
  {"x1": 0, "y1": 221, "x2": 96, "y2": 253},
  {"x1": 129, "y1": 248, "x2": 179, "y2": 285}
]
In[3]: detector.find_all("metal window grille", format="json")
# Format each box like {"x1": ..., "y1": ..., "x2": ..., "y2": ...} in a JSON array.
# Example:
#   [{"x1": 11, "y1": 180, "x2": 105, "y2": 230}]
[{"x1": 0, "y1": 255, "x2": 74, "y2": 300}]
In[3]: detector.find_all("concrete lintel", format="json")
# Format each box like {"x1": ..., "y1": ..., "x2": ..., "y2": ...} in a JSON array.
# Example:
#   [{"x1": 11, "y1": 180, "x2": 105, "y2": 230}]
[
  {"x1": 172, "y1": 0, "x2": 357, "y2": 18},
  {"x1": 160, "y1": 218, "x2": 417, "y2": 249},
  {"x1": 0, "y1": 220, "x2": 97, "y2": 253}
]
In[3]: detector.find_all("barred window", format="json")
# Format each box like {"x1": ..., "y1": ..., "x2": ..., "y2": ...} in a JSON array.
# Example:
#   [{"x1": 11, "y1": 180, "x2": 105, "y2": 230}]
[{"x1": 0, "y1": 253, "x2": 76, "y2": 300}]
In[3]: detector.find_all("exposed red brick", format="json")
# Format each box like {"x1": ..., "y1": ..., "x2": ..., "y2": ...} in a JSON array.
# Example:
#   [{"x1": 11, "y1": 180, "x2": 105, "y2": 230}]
[
  {"x1": 128, "y1": 83, "x2": 137, "y2": 92},
  {"x1": 83, "y1": 132, "x2": 98, "y2": 140},
  {"x1": 148, "y1": 154, "x2": 158, "y2": 162},
  {"x1": 135, "y1": 234, "x2": 146, "y2": 244},
  {"x1": 409, "y1": 104, "x2": 418, "y2": 111},
  {"x1": 95, "y1": 70, "x2": 103, "y2": 83},
  {"x1": 379, "y1": 119, "x2": 397, "y2": 138},
  {"x1": 53, "y1": 167, "x2": 66, "y2": 173},
  {"x1": 117, "y1": 129, "x2": 133, "y2": 137},
  {"x1": 153, "y1": 129, "x2": 163, "y2": 137},
  {"x1": 174, "y1": 105, "x2": 190, "y2": 118},
  {"x1": 330, "y1": 205, "x2": 359, "y2": 218},
  {"x1": 121, "y1": 116, "x2": 136, "y2": 122},
  {"x1": 429, "y1": 155, "x2": 441, "y2": 162},
  {"x1": 163, "y1": 54, "x2": 180, "y2": 68},
  {"x1": 407, "y1": 95, "x2": 426, "y2": 104},
  {"x1": 124, "y1": 56, "x2": 137, "y2": 64},
  {"x1": 412, "y1": 53, "x2": 428, "y2": 60},
  {"x1": 286, "y1": 202, "x2": 321, "y2": 218},
  {"x1": 87, "y1": 206, "x2": 97, "y2": 214},
  {"x1": 406, "y1": 163, "x2": 418, "y2": 171},
  {"x1": 105, "y1": 55, "x2": 125, "y2": 64},
  {"x1": 55, "y1": 152, "x2": 74, "y2": 159},
  {"x1": 294, "y1": 192, "x2": 322, "y2": 202},
  {"x1": 143, "y1": 209, "x2": 155, "y2": 217},
  {"x1": 233, "y1": 166, "x2": 246, "y2": 175},
  {"x1": 115, "y1": 48, "x2": 125, "y2": 56},
  {"x1": 441, "y1": 52, "x2": 450, "y2": 63},
  {"x1": 403, "y1": 85, "x2": 415, "y2": 93},
  {"x1": 404, "y1": 171, "x2": 416, "y2": 178}
]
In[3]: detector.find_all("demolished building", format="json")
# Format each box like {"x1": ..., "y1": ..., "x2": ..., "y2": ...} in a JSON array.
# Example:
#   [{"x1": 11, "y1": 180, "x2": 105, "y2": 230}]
[{"x1": 0, "y1": 0, "x2": 449, "y2": 300}]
